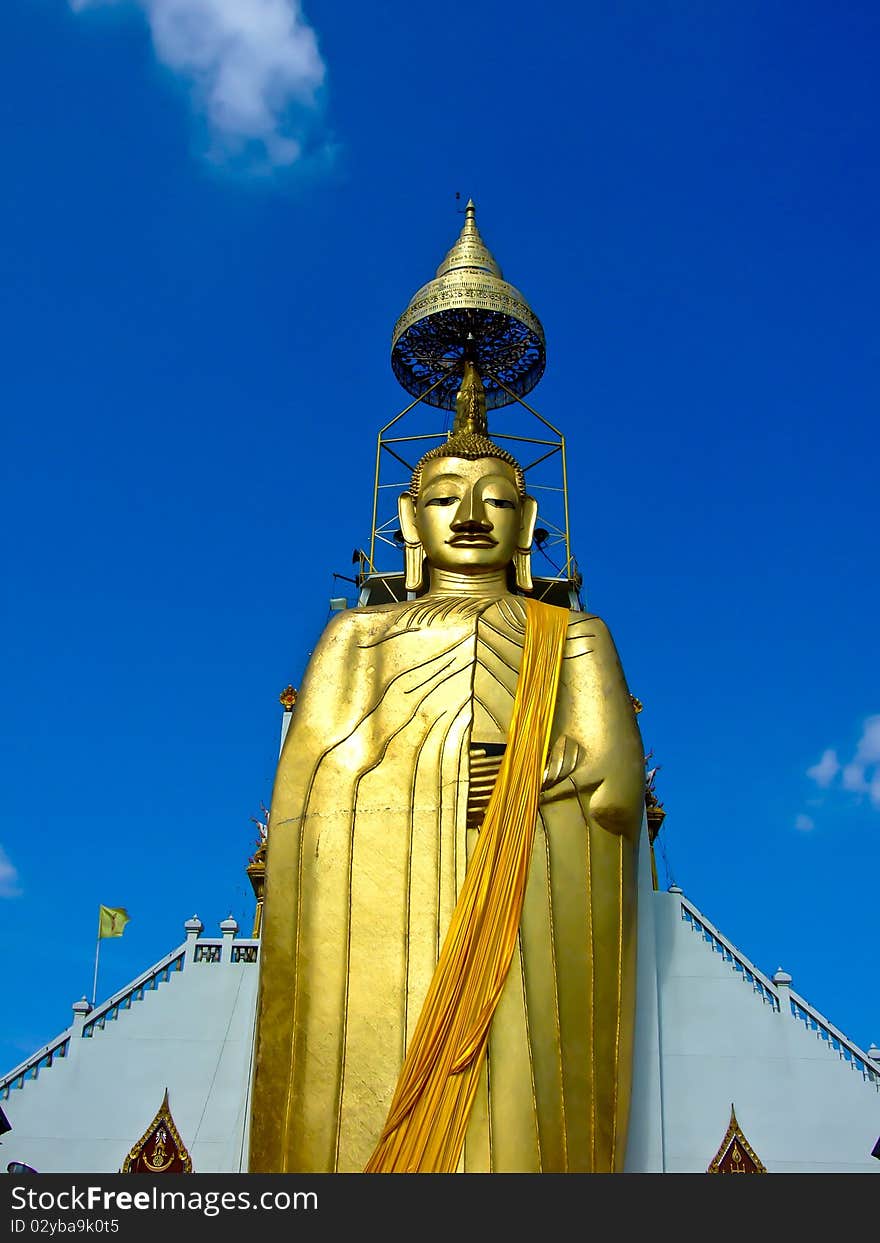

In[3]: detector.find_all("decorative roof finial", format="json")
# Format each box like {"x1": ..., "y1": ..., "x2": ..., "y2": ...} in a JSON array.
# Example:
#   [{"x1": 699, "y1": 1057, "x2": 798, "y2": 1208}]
[
  {"x1": 435, "y1": 199, "x2": 503, "y2": 280},
  {"x1": 391, "y1": 199, "x2": 545, "y2": 411}
]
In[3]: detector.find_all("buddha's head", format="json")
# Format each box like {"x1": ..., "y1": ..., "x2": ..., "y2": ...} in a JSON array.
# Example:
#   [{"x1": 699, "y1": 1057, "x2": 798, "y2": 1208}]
[{"x1": 397, "y1": 362, "x2": 538, "y2": 593}]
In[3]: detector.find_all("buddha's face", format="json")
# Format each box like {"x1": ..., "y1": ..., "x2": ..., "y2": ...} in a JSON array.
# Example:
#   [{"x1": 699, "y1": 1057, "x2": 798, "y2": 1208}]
[{"x1": 407, "y1": 456, "x2": 530, "y2": 575}]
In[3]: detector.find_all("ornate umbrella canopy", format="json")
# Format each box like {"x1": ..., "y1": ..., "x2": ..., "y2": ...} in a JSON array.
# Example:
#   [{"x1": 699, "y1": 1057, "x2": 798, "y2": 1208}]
[{"x1": 391, "y1": 201, "x2": 545, "y2": 410}]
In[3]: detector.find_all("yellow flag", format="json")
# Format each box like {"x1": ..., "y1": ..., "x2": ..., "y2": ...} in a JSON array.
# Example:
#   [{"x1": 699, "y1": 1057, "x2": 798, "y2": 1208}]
[{"x1": 98, "y1": 905, "x2": 130, "y2": 939}]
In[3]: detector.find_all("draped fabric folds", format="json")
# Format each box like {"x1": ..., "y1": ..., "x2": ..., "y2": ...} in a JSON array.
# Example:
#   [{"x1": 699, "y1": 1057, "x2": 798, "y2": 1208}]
[
  {"x1": 365, "y1": 598, "x2": 568, "y2": 1173},
  {"x1": 249, "y1": 590, "x2": 645, "y2": 1174}
]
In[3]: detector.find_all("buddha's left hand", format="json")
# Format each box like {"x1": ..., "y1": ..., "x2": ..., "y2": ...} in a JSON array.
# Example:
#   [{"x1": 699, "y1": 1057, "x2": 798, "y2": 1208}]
[{"x1": 541, "y1": 734, "x2": 585, "y2": 791}]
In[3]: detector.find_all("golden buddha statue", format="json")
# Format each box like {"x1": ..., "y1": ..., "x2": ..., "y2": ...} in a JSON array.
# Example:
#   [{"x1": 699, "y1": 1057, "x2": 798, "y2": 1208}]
[{"x1": 249, "y1": 205, "x2": 645, "y2": 1174}]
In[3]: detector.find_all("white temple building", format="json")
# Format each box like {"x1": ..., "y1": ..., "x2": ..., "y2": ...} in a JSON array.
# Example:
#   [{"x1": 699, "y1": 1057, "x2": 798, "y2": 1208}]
[{"x1": 3, "y1": 807, "x2": 878, "y2": 1174}]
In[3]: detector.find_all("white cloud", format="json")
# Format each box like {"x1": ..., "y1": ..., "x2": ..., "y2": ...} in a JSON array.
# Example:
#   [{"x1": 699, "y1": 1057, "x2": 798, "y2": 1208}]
[
  {"x1": 870, "y1": 771, "x2": 880, "y2": 810},
  {"x1": 794, "y1": 813, "x2": 815, "y2": 832},
  {"x1": 71, "y1": 0, "x2": 328, "y2": 169},
  {"x1": 806, "y1": 716, "x2": 880, "y2": 811},
  {"x1": 0, "y1": 846, "x2": 21, "y2": 898},
  {"x1": 806, "y1": 748, "x2": 839, "y2": 788},
  {"x1": 855, "y1": 715, "x2": 880, "y2": 765},
  {"x1": 841, "y1": 761, "x2": 867, "y2": 793}
]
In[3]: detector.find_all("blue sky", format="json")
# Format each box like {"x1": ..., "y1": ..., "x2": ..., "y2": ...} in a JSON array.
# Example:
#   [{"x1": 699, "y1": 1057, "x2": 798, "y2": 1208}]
[{"x1": 1, "y1": 0, "x2": 878, "y2": 1076}]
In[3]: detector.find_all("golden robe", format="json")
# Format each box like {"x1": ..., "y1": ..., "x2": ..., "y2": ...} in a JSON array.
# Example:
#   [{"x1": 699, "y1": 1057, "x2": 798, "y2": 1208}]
[{"x1": 249, "y1": 593, "x2": 645, "y2": 1173}]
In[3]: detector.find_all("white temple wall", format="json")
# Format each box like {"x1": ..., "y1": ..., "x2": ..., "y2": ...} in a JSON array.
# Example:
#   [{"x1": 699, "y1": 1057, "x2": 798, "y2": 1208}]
[
  {"x1": 652, "y1": 890, "x2": 880, "y2": 1173},
  {"x1": 3, "y1": 941, "x2": 259, "y2": 1175}
]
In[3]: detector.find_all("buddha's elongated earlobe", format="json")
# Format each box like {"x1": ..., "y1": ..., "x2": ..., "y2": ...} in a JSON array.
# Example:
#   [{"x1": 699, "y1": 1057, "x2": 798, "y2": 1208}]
[
  {"x1": 513, "y1": 548, "x2": 533, "y2": 593},
  {"x1": 398, "y1": 492, "x2": 425, "y2": 592},
  {"x1": 404, "y1": 542, "x2": 426, "y2": 592},
  {"x1": 514, "y1": 495, "x2": 538, "y2": 592}
]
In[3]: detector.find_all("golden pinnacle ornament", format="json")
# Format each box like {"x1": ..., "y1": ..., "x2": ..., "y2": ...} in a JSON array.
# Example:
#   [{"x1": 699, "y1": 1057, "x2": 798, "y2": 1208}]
[{"x1": 391, "y1": 200, "x2": 545, "y2": 411}]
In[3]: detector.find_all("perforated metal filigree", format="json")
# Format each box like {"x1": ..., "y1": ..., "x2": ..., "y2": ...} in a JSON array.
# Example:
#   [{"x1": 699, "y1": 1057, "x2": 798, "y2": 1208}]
[{"x1": 392, "y1": 306, "x2": 544, "y2": 410}]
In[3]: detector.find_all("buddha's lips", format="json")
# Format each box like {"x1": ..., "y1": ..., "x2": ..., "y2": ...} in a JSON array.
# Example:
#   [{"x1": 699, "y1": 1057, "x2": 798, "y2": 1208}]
[{"x1": 447, "y1": 535, "x2": 497, "y2": 547}]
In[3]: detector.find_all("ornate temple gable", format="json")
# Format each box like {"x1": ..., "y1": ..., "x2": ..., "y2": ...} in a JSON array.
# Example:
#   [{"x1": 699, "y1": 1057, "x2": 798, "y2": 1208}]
[
  {"x1": 121, "y1": 1088, "x2": 192, "y2": 1173},
  {"x1": 707, "y1": 1104, "x2": 767, "y2": 1174}
]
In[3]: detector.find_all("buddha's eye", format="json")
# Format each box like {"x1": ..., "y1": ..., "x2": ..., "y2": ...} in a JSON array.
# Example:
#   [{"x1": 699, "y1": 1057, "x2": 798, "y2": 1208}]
[
  {"x1": 424, "y1": 496, "x2": 458, "y2": 507},
  {"x1": 485, "y1": 497, "x2": 516, "y2": 509}
]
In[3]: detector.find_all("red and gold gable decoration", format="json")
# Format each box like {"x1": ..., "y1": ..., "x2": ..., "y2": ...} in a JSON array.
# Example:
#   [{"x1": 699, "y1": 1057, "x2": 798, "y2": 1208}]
[
  {"x1": 121, "y1": 1089, "x2": 192, "y2": 1174},
  {"x1": 707, "y1": 1104, "x2": 767, "y2": 1174}
]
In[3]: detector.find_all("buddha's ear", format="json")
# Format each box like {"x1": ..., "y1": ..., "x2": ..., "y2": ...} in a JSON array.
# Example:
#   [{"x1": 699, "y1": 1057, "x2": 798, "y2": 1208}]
[
  {"x1": 398, "y1": 492, "x2": 425, "y2": 592},
  {"x1": 398, "y1": 492, "x2": 419, "y2": 544},
  {"x1": 514, "y1": 495, "x2": 539, "y2": 593},
  {"x1": 518, "y1": 495, "x2": 538, "y2": 550}
]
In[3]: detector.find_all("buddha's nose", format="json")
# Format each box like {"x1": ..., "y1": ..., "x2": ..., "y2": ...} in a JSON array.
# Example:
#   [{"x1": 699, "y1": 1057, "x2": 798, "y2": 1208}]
[{"x1": 452, "y1": 488, "x2": 492, "y2": 530}]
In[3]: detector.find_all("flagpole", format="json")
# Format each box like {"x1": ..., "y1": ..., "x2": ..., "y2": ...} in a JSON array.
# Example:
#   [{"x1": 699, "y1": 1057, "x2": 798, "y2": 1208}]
[{"x1": 92, "y1": 922, "x2": 101, "y2": 1007}]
